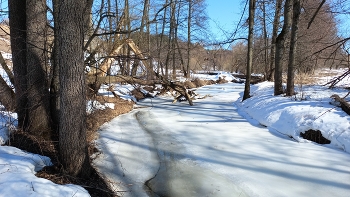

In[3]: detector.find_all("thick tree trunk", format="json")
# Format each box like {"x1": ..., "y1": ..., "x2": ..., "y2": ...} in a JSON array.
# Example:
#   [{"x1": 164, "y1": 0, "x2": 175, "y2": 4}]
[
  {"x1": 84, "y1": 0, "x2": 94, "y2": 37},
  {"x1": 286, "y1": 0, "x2": 301, "y2": 96},
  {"x1": 243, "y1": 0, "x2": 256, "y2": 101},
  {"x1": 274, "y1": 0, "x2": 293, "y2": 95},
  {"x1": 8, "y1": 0, "x2": 28, "y2": 129},
  {"x1": 56, "y1": 0, "x2": 91, "y2": 178},
  {"x1": 26, "y1": 0, "x2": 52, "y2": 137}
]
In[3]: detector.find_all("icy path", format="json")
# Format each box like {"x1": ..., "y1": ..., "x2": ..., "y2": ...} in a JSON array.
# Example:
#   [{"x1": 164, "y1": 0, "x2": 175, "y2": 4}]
[{"x1": 94, "y1": 83, "x2": 350, "y2": 197}]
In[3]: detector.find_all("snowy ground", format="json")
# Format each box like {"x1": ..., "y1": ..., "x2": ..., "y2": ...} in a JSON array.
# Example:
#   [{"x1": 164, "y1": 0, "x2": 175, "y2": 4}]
[
  {"x1": 93, "y1": 80, "x2": 350, "y2": 197},
  {"x1": 0, "y1": 144, "x2": 90, "y2": 197},
  {"x1": 1, "y1": 70, "x2": 350, "y2": 196}
]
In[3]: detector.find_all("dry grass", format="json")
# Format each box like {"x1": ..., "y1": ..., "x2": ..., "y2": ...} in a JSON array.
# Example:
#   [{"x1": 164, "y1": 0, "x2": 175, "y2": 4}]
[
  {"x1": 294, "y1": 73, "x2": 318, "y2": 85},
  {"x1": 184, "y1": 80, "x2": 197, "y2": 88},
  {"x1": 190, "y1": 78, "x2": 215, "y2": 87},
  {"x1": 282, "y1": 72, "x2": 318, "y2": 85},
  {"x1": 87, "y1": 96, "x2": 134, "y2": 147}
]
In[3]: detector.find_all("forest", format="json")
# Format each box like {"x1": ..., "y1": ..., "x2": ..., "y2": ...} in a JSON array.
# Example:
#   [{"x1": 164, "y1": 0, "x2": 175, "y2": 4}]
[{"x1": 0, "y1": 0, "x2": 350, "y2": 196}]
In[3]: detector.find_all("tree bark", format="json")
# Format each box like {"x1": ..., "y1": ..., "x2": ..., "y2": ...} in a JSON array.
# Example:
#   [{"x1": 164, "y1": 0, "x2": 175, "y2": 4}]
[
  {"x1": 26, "y1": 0, "x2": 52, "y2": 137},
  {"x1": 140, "y1": 0, "x2": 150, "y2": 32},
  {"x1": 51, "y1": 0, "x2": 61, "y2": 138},
  {"x1": 243, "y1": 0, "x2": 256, "y2": 101},
  {"x1": 274, "y1": 0, "x2": 293, "y2": 95},
  {"x1": 0, "y1": 52, "x2": 16, "y2": 111},
  {"x1": 171, "y1": 0, "x2": 177, "y2": 80},
  {"x1": 9, "y1": 0, "x2": 28, "y2": 129},
  {"x1": 55, "y1": 0, "x2": 91, "y2": 178},
  {"x1": 84, "y1": 0, "x2": 94, "y2": 37},
  {"x1": 268, "y1": 0, "x2": 282, "y2": 81},
  {"x1": 0, "y1": 53, "x2": 15, "y2": 85},
  {"x1": 0, "y1": 76, "x2": 15, "y2": 111},
  {"x1": 157, "y1": 0, "x2": 169, "y2": 76},
  {"x1": 186, "y1": 0, "x2": 192, "y2": 78},
  {"x1": 331, "y1": 94, "x2": 350, "y2": 116},
  {"x1": 261, "y1": 1, "x2": 268, "y2": 81},
  {"x1": 286, "y1": 0, "x2": 301, "y2": 96}
]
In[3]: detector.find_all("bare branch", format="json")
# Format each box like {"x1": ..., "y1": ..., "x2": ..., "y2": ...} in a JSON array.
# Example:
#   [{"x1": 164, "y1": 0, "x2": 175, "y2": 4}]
[{"x1": 307, "y1": 0, "x2": 326, "y2": 29}]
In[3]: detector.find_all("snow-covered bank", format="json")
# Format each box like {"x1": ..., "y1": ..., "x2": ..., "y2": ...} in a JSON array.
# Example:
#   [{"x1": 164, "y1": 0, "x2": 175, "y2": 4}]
[
  {"x1": 94, "y1": 82, "x2": 350, "y2": 197},
  {"x1": 238, "y1": 81, "x2": 350, "y2": 153},
  {"x1": 0, "y1": 146, "x2": 89, "y2": 197},
  {"x1": 0, "y1": 105, "x2": 90, "y2": 197}
]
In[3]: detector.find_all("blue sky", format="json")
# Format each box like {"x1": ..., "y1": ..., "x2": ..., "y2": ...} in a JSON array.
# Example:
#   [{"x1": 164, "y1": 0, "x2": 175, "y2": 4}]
[{"x1": 206, "y1": 0, "x2": 244, "y2": 41}]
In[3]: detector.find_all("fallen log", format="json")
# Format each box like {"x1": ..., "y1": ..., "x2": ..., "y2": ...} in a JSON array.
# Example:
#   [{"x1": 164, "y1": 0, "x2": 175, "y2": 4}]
[
  {"x1": 330, "y1": 94, "x2": 350, "y2": 115},
  {"x1": 154, "y1": 72, "x2": 193, "y2": 106},
  {"x1": 86, "y1": 75, "x2": 161, "y2": 86}
]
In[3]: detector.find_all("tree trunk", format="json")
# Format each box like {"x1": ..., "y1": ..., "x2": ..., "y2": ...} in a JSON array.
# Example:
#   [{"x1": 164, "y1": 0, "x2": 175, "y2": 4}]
[
  {"x1": 262, "y1": 1, "x2": 268, "y2": 81},
  {"x1": 286, "y1": 0, "x2": 301, "y2": 96},
  {"x1": 50, "y1": 0, "x2": 61, "y2": 138},
  {"x1": 9, "y1": 0, "x2": 28, "y2": 129},
  {"x1": 175, "y1": 1, "x2": 186, "y2": 77},
  {"x1": 274, "y1": 0, "x2": 293, "y2": 95},
  {"x1": 55, "y1": 0, "x2": 91, "y2": 178},
  {"x1": 268, "y1": 0, "x2": 282, "y2": 81},
  {"x1": 158, "y1": 0, "x2": 168, "y2": 76},
  {"x1": 140, "y1": 0, "x2": 150, "y2": 32},
  {"x1": 243, "y1": 0, "x2": 256, "y2": 101},
  {"x1": 171, "y1": 0, "x2": 177, "y2": 80},
  {"x1": 186, "y1": 0, "x2": 192, "y2": 78},
  {"x1": 0, "y1": 76, "x2": 15, "y2": 111},
  {"x1": 26, "y1": 0, "x2": 52, "y2": 137},
  {"x1": 0, "y1": 53, "x2": 15, "y2": 111},
  {"x1": 84, "y1": 0, "x2": 94, "y2": 37},
  {"x1": 0, "y1": 53, "x2": 15, "y2": 85}
]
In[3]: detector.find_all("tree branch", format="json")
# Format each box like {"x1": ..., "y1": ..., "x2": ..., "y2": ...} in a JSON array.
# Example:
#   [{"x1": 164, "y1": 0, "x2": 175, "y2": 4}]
[{"x1": 307, "y1": 0, "x2": 326, "y2": 29}]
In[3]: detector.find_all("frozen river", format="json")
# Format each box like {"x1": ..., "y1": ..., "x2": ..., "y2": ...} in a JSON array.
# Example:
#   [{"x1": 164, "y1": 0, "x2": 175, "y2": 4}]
[{"x1": 93, "y1": 83, "x2": 350, "y2": 197}]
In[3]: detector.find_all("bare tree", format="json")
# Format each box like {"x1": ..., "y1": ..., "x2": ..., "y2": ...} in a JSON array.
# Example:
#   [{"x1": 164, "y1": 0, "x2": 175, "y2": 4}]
[
  {"x1": 55, "y1": 0, "x2": 91, "y2": 178},
  {"x1": 8, "y1": 0, "x2": 28, "y2": 129},
  {"x1": 286, "y1": 0, "x2": 301, "y2": 96},
  {"x1": 26, "y1": 0, "x2": 52, "y2": 137},
  {"x1": 274, "y1": 0, "x2": 293, "y2": 95},
  {"x1": 268, "y1": 0, "x2": 283, "y2": 81},
  {"x1": 243, "y1": 0, "x2": 256, "y2": 101},
  {"x1": 186, "y1": 0, "x2": 192, "y2": 78},
  {"x1": 261, "y1": 0, "x2": 269, "y2": 81}
]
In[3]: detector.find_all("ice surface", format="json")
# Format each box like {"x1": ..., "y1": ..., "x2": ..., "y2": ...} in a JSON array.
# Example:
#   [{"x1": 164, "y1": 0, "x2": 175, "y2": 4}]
[
  {"x1": 136, "y1": 110, "x2": 248, "y2": 197},
  {"x1": 94, "y1": 82, "x2": 350, "y2": 197}
]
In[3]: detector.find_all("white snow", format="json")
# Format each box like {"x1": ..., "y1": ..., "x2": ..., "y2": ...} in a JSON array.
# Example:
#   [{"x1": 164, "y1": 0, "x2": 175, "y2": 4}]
[
  {"x1": 0, "y1": 146, "x2": 90, "y2": 197},
  {"x1": 87, "y1": 100, "x2": 115, "y2": 114},
  {"x1": 239, "y1": 81, "x2": 350, "y2": 152},
  {"x1": 191, "y1": 71, "x2": 242, "y2": 82},
  {"x1": 0, "y1": 100, "x2": 90, "y2": 197},
  {"x1": 94, "y1": 80, "x2": 350, "y2": 197}
]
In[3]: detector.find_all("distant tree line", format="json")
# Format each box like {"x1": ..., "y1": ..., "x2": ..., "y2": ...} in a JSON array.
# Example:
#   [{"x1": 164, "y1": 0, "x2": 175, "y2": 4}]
[{"x1": 242, "y1": 0, "x2": 349, "y2": 100}]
